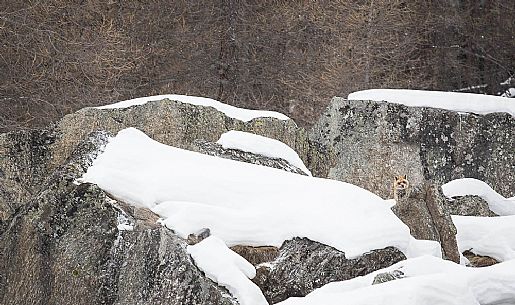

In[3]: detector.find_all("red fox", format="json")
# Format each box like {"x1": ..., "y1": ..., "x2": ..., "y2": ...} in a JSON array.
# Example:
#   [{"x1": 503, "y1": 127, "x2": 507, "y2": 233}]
[{"x1": 393, "y1": 175, "x2": 410, "y2": 201}]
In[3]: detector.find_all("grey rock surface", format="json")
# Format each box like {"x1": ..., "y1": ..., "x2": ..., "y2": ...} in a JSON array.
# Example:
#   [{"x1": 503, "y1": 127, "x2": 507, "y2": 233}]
[
  {"x1": 252, "y1": 237, "x2": 406, "y2": 304},
  {"x1": 372, "y1": 270, "x2": 405, "y2": 285},
  {"x1": 445, "y1": 195, "x2": 498, "y2": 217},
  {"x1": 53, "y1": 99, "x2": 333, "y2": 178},
  {"x1": 392, "y1": 183, "x2": 460, "y2": 263},
  {"x1": 0, "y1": 132, "x2": 237, "y2": 305},
  {"x1": 311, "y1": 98, "x2": 515, "y2": 199},
  {"x1": 1, "y1": 98, "x2": 332, "y2": 224},
  {"x1": 192, "y1": 139, "x2": 309, "y2": 175}
]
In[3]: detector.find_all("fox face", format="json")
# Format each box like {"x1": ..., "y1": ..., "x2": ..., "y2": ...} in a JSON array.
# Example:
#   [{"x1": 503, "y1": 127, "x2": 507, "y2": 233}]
[
  {"x1": 394, "y1": 175, "x2": 409, "y2": 190},
  {"x1": 393, "y1": 175, "x2": 410, "y2": 201}
]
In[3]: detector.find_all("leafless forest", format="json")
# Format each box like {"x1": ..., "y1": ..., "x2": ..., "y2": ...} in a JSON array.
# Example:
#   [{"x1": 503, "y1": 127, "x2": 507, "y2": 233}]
[{"x1": 1, "y1": 0, "x2": 514, "y2": 132}]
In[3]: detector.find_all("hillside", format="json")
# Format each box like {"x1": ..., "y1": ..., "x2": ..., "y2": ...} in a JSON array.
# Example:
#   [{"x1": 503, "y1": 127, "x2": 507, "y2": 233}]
[{"x1": 1, "y1": 91, "x2": 514, "y2": 304}]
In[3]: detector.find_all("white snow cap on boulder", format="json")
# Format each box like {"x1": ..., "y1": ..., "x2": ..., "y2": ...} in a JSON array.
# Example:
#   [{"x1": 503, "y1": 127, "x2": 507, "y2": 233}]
[
  {"x1": 217, "y1": 130, "x2": 312, "y2": 176},
  {"x1": 348, "y1": 89, "x2": 515, "y2": 116},
  {"x1": 453, "y1": 215, "x2": 515, "y2": 262},
  {"x1": 278, "y1": 256, "x2": 515, "y2": 305},
  {"x1": 96, "y1": 94, "x2": 290, "y2": 122},
  {"x1": 442, "y1": 178, "x2": 515, "y2": 216}
]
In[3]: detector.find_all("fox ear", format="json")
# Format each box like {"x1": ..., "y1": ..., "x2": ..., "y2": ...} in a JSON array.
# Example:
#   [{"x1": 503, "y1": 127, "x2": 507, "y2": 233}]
[
  {"x1": 394, "y1": 176, "x2": 398, "y2": 180},
  {"x1": 403, "y1": 175, "x2": 407, "y2": 179}
]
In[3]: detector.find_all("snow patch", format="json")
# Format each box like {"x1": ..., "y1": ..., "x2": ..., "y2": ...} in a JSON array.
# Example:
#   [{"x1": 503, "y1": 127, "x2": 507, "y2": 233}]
[
  {"x1": 442, "y1": 178, "x2": 515, "y2": 216},
  {"x1": 82, "y1": 127, "x2": 426, "y2": 259},
  {"x1": 187, "y1": 236, "x2": 267, "y2": 305},
  {"x1": 277, "y1": 256, "x2": 515, "y2": 305},
  {"x1": 348, "y1": 89, "x2": 515, "y2": 117},
  {"x1": 452, "y1": 215, "x2": 515, "y2": 262},
  {"x1": 217, "y1": 130, "x2": 311, "y2": 176},
  {"x1": 96, "y1": 94, "x2": 290, "y2": 122}
]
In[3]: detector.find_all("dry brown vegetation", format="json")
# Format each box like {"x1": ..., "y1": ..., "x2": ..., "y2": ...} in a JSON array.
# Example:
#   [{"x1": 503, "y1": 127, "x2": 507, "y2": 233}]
[{"x1": 1, "y1": 0, "x2": 514, "y2": 132}]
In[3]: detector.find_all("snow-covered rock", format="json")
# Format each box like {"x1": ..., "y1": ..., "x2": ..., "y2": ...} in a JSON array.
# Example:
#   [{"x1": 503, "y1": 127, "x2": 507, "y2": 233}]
[
  {"x1": 348, "y1": 89, "x2": 515, "y2": 117},
  {"x1": 97, "y1": 94, "x2": 290, "y2": 122},
  {"x1": 442, "y1": 178, "x2": 515, "y2": 216},
  {"x1": 452, "y1": 215, "x2": 515, "y2": 262},
  {"x1": 192, "y1": 139, "x2": 309, "y2": 176},
  {"x1": 277, "y1": 256, "x2": 515, "y2": 305},
  {"x1": 82, "y1": 127, "x2": 420, "y2": 259},
  {"x1": 252, "y1": 237, "x2": 405, "y2": 303},
  {"x1": 217, "y1": 130, "x2": 312, "y2": 176},
  {"x1": 311, "y1": 96, "x2": 515, "y2": 199}
]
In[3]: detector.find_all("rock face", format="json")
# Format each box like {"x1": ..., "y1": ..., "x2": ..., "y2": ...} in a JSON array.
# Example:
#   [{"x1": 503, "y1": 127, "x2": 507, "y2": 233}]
[
  {"x1": 0, "y1": 100, "x2": 404, "y2": 305},
  {"x1": 445, "y1": 195, "x2": 498, "y2": 217},
  {"x1": 0, "y1": 132, "x2": 238, "y2": 305},
  {"x1": 252, "y1": 238, "x2": 406, "y2": 304},
  {"x1": 392, "y1": 183, "x2": 460, "y2": 263},
  {"x1": 54, "y1": 99, "x2": 334, "y2": 178},
  {"x1": 311, "y1": 98, "x2": 515, "y2": 199}
]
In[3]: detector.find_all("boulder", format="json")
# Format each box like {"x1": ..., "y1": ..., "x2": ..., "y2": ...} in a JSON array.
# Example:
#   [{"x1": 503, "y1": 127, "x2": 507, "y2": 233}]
[
  {"x1": 0, "y1": 131, "x2": 238, "y2": 305},
  {"x1": 53, "y1": 99, "x2": 333, "y2": 178},
  {"x1": 311, "y1": 98, "x2": 515, "y2": 199},
  {"x1": 445, "y1": 195, "x2": 498, "y2": 217},
  {"x1": 392, "y1": 183, "x2": 460, "y2": 263},
  {"x1": 252, "y1": 237, "x2": 405, "y2": 304},
  {"x1": 1, "y1": 99, "x2": 333, "y2": 224}
]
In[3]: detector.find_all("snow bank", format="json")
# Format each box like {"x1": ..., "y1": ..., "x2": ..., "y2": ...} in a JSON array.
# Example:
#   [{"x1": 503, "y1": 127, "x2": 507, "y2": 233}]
[
  {"x1": 187, "y1": 236, "x2": 267, "y2": 305},
  {"x1": 82, "y1": 128, "x2": 419, "y2": 259},
  {"x1": 452, "y1": 215, "x2": 515, "y2": 261},
  {"x1": 217, "y1": 130, "x2": 312, "y2": 176},
  {"x1": 96, "y1": 94, "x2": 290, "y2": 122},
  {"x1": 442, "y1": 178, "x2": 515, "y2": 216},
  {"x1": 278, "y1": 256, "x2": 515, "y2": 305},
  {"x1": 348, "y1": 89, "x2": 515, "y2": 116}
]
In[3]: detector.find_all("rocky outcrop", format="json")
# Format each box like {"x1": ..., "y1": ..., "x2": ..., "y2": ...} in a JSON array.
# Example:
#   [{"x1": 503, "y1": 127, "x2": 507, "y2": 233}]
[
  {"x1": 392, "y1": 183, "x2": 460, "y2": 263},
  {"x1": 0, "y1": 99, "x2": 332, "y2": 224},
  {"x1": 445, "y1": 195, "x2": 498, "y2": 217},
  {"x1": 192, "y1": 139, "x2": 309, "y2": 175},
  {"x1": 54, "y1": 99, "x2": 334, "y2": 178},
  {"x1": 252, "y1": 238, "x2": 405, "y2": 304},
  {"x1": 311, "y1": 98, "x2": 515, "y2": 199},
  {"x1": 0, "y1": 102, "x2": 397, "y2": 305},
  {"x1": 0, "y1": 132, "x2": 238, "y2": 305}
]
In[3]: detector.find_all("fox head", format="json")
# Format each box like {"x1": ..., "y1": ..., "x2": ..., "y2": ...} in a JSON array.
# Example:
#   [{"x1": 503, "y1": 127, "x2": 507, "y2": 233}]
[{"x1": 394, "y1": 175, "x2": 409, "y2": 189}]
